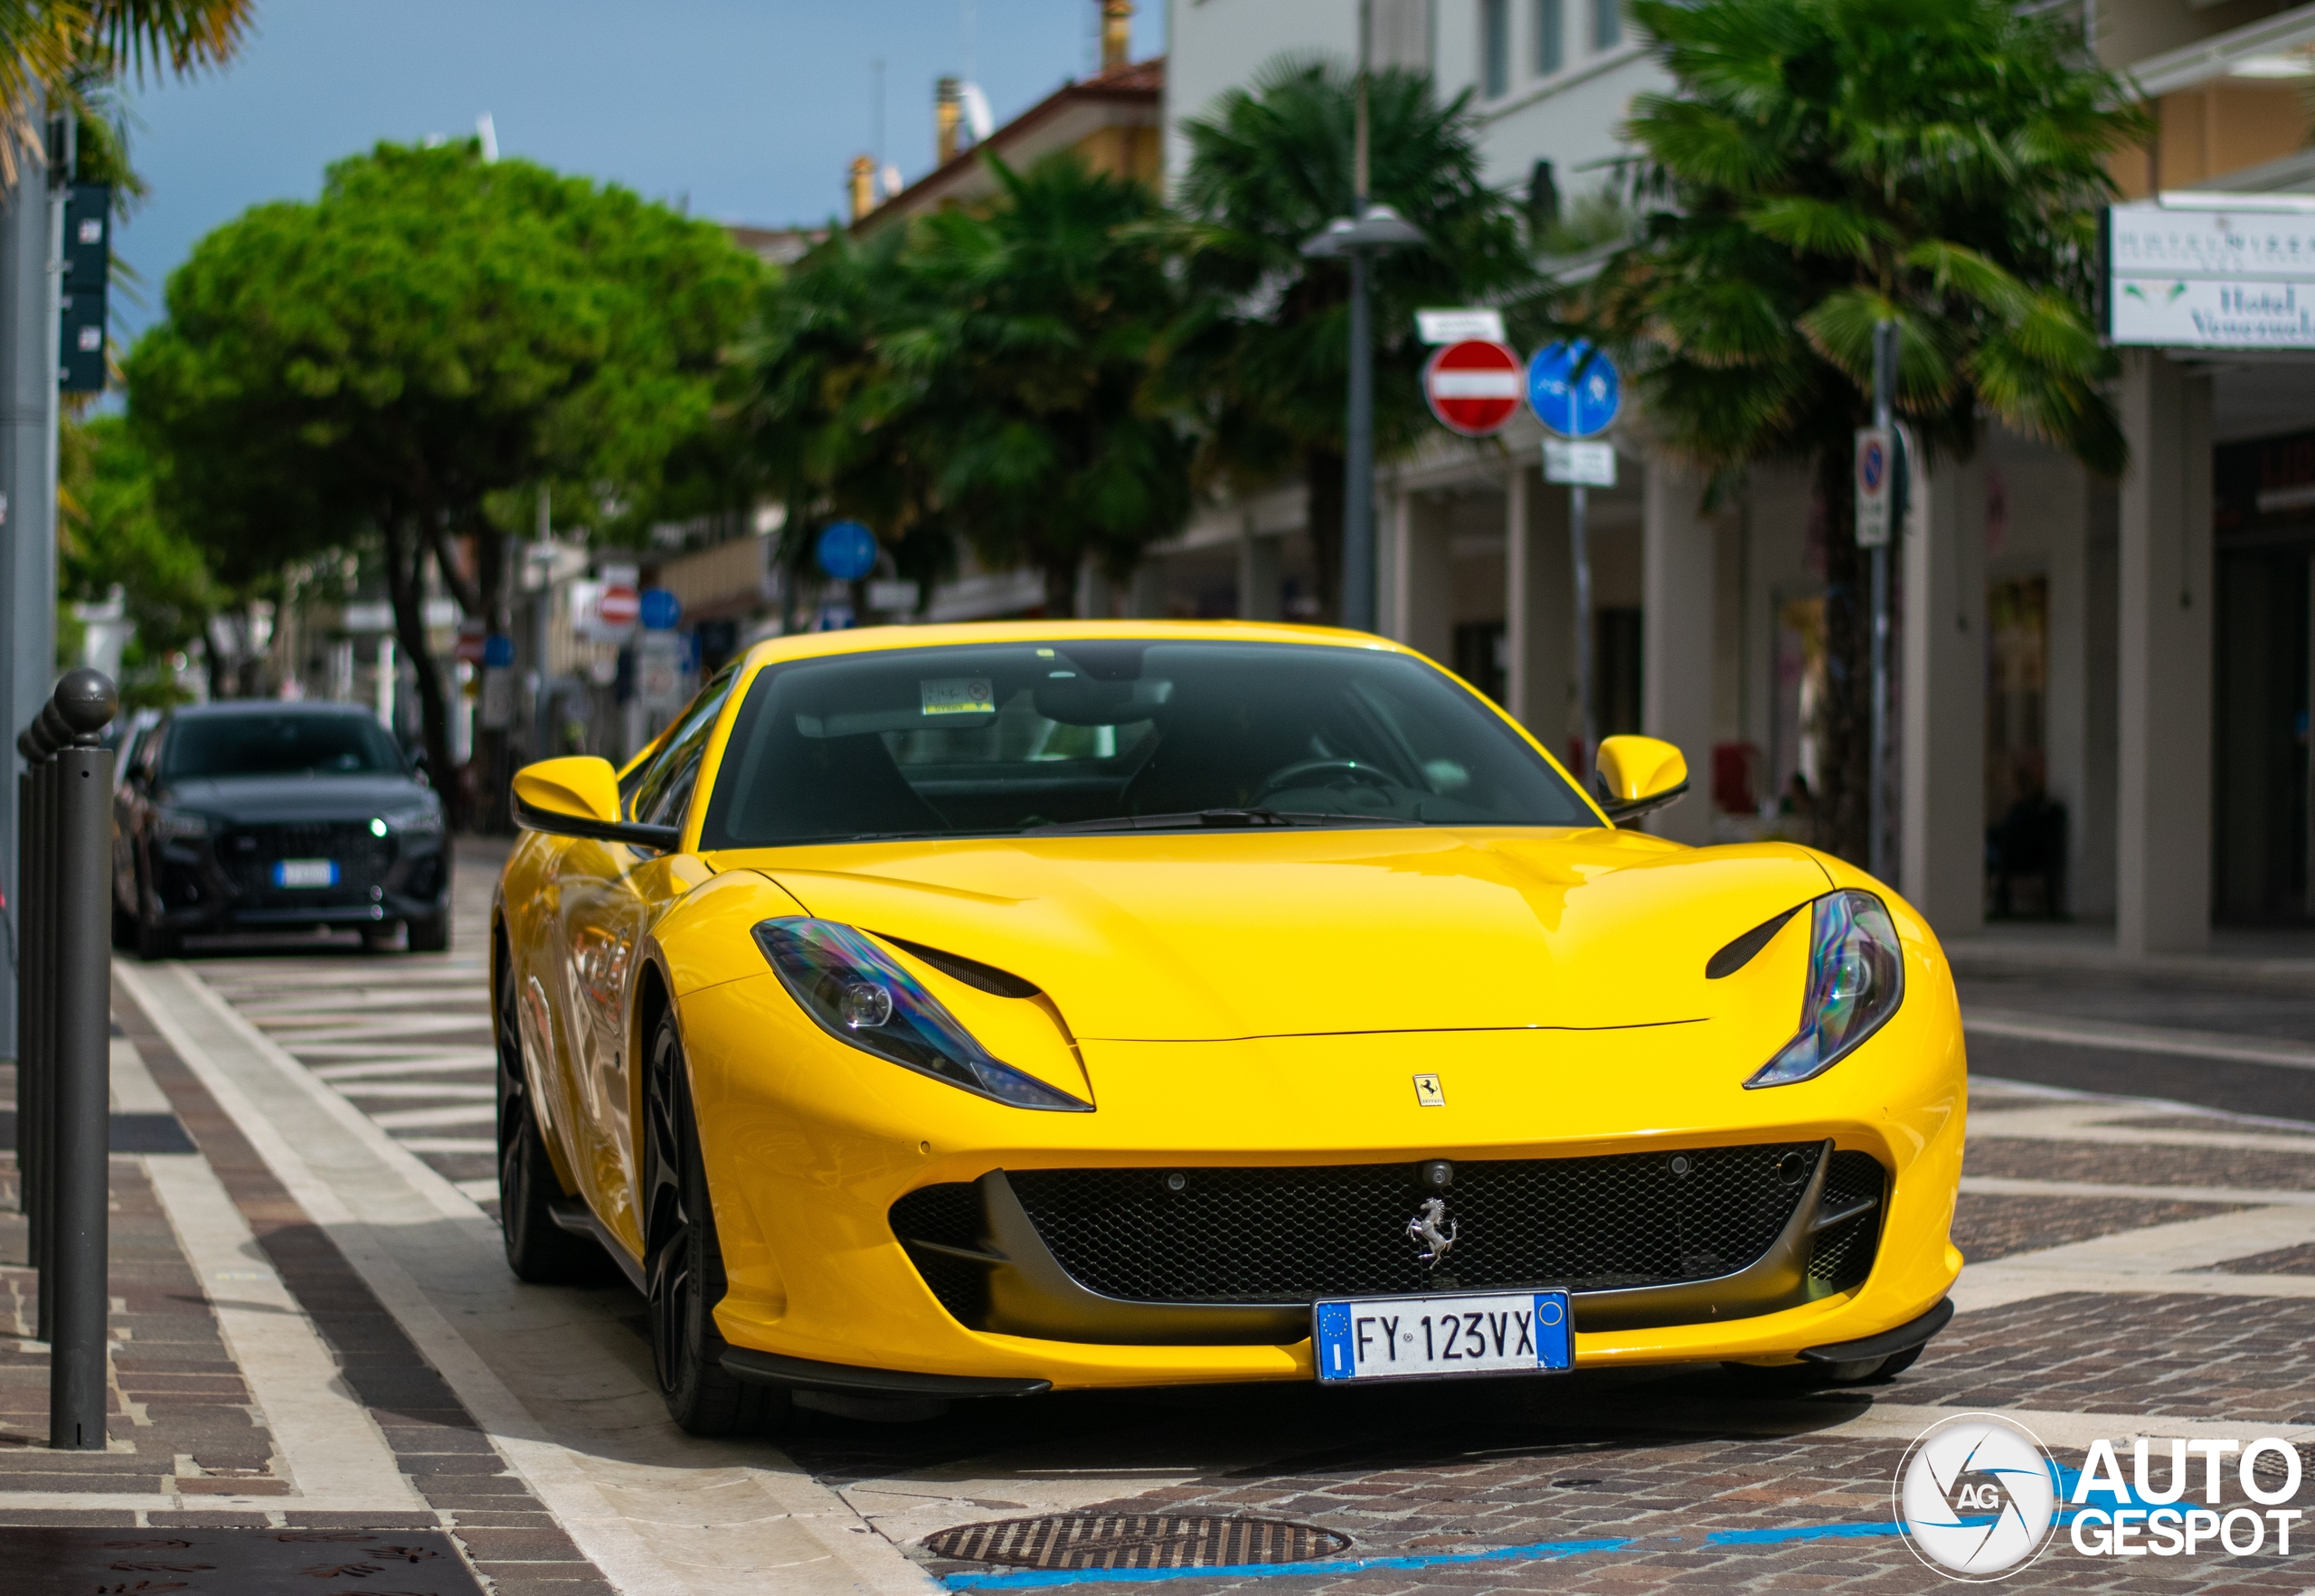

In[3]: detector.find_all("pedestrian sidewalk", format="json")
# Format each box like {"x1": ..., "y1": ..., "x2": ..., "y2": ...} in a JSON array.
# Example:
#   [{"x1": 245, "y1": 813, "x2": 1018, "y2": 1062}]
[
  {"x1": 1946, "y1": 919, "x2": 2315, "y2": 994},
  {"x1": 0, "y1": 870, "x2": 940, "y2": 1595}
]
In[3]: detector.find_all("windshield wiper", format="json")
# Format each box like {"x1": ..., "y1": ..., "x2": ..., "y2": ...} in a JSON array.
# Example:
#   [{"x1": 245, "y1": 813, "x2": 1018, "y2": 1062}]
[{"x1": 1024, "y1": 808, "x2": 1417, "y2": 835}]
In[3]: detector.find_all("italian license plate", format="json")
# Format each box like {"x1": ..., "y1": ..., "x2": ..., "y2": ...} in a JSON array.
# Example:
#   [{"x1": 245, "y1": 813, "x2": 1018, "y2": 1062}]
[
  {"x1": 273, "y1": 857, "x2": 337, "y2": 889},
  {"x1": 1313, "y1": 1289, "x2": 1572, "y2": 1384}
]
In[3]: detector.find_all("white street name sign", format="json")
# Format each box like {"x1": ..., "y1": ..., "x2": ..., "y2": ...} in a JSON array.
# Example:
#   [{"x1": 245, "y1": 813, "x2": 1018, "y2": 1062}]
[
  {"x1": 1543, "y1": 439, "x2": 1616, "y2": 486},
  {"x1": 1415, "y1": 308, "x2": 1507, "y2": 345}
]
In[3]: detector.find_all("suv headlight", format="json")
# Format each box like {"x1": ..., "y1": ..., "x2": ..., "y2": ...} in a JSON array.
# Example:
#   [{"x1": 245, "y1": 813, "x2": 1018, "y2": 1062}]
[
  {"x1": 1744, "y1": 890, "x2": 1904, "y2": 1089},
  {"x1": 155, "y1": 809, "x2": 215, "y2": 842},
  {"x1": 382, "y1": 804, "x2": 444, "y2": 836},
  {"x1": 752, "y1": 918, "x2": 1089, "y2": 1111}
]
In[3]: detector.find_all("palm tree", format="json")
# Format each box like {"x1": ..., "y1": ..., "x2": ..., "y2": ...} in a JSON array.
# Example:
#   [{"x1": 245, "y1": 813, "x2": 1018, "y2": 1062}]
[
  {"x1": 1587, "y1": 0, "x2": 2148, "y2": 866},
  {"x1": 734, "y1": 225, "x2": 960, "y2": 619},
  {"x1": 0, "y1": 2, "x2": 250, "y2": 181},
  {"x1": 1169, "y1": 57, "x2": 1540, "y2": 622},
  {"x1": 899, "y1": 151, "x2": 1191, "y2": 618}
]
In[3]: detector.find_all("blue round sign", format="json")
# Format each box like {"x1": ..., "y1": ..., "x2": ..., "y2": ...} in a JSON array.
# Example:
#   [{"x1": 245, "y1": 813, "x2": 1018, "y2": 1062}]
[
  {"x1": 1526, "y1": 341, "x2": 1621, "y2": 439},
  {"x1": 815, "y1": 520, "x2": 878, "y2": 582},
  {"x1": 638, "y1": 588, "x2": 682, "y2": 630},
  {"x1": 482, "y1": 633, "x2": 515, "y2": 669}
]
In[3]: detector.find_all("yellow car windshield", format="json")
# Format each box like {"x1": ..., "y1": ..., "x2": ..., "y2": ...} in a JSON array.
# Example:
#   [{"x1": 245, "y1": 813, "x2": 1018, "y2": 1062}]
[{"x1": 699, "y1": 639, "x2": 1594, "y2": 846}]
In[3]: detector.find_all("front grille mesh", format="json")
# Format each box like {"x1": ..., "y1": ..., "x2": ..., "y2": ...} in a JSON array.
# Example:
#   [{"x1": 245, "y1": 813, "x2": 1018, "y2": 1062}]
[
  {"x1": 1004, "y1": 1143, "x2": 1826, "y2": 1304},
  {"x1": 890, "y1": 1183, "x2": 988, "y2": 1322},
  {"x1": 1805, "y1": 1150, "x2": 1886, "y2": 1291}
]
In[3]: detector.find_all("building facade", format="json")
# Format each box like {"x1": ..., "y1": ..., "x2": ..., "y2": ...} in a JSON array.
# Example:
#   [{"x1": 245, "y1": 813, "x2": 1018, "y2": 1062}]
[{"x1": 1136, "y1": 0, "x2": 2315, "y2": 955}]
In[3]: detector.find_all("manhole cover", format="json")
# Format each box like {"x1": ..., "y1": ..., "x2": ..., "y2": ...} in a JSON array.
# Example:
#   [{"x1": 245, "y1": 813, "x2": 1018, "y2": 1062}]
[{"x1": 925, "y1": 1514, "x2": 1350, "y2": 1570}]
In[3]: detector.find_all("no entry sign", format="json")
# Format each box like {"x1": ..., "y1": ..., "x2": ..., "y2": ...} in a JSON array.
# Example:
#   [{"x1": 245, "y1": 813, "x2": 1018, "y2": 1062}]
[
  {"x1": 1423, "y1": 339, "x2": 1523, "y2": 437},
  {"x1": 597, "y1": 584, "x2": 640, "y2": 629}
]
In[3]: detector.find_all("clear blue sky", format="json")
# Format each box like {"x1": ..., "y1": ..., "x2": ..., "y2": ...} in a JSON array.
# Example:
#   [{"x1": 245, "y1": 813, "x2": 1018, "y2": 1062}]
[{"x1": 112, "y1": 0, "x2": 1168, "y2": 340}]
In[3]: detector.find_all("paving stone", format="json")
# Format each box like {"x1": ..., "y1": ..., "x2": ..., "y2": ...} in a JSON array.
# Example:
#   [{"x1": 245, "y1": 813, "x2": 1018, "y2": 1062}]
[
  {"x1": 1966, "y1": 1138, "x2": 2315, "y2": 1191},
  {"x1": 1954, "y1": 1192, "x2": 2256, "y2": 1261},
  {"x1": 2203, "y1": 1243, "x2": 2315, "y2": 1276},
  {"x1": 1892, "y1": 1291, "x2": 2315, "y2": 1421}
]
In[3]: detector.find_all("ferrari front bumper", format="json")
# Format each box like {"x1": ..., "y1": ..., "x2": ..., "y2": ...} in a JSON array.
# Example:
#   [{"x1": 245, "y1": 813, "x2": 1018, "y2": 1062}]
[{"x1": 678, "y1": 966, "x2": 1967, "y2": 1393}]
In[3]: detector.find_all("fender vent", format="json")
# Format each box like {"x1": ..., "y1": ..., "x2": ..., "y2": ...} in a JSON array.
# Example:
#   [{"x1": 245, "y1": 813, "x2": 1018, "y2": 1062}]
[{"x1": 1806, "y1": 1150, "x2": 1887, "y2": 1291}]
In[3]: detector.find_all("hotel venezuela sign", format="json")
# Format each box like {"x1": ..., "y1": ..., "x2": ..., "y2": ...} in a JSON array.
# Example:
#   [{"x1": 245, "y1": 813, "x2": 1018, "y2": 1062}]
[{"x1": 2106, "y1": 196, "x2": 2315, "y2": 351}]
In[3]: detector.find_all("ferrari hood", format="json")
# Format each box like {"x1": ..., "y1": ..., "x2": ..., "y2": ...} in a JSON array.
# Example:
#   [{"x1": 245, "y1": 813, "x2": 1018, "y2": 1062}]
[{"x1": 718, "y1": 829, "x2": 1835, "y2": 1042}]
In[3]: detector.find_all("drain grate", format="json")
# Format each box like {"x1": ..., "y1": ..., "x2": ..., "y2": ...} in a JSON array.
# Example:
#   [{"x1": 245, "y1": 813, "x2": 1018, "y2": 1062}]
[{"x1": 924, "y1": 1514, "x2": 1350, "y2": 1570}]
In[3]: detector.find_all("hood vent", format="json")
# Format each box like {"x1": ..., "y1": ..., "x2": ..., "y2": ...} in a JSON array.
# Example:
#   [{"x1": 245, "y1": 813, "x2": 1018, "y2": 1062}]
[
  {"x1": 1706, "y1": 904, "x2": 1805, "y2": 980},
  {"x1": 879, "y1": 932, "x2": 1040, "y2": 998}
]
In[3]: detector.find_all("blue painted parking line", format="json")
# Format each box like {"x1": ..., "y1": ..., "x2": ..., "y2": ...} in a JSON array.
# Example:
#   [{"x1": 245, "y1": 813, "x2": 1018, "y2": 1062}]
[{"x1": 938, "y1": 1535, "x2": 1635, "y2": 1590}]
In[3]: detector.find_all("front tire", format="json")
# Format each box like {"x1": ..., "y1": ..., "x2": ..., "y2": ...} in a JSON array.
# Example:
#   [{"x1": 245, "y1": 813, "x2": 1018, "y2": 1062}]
[
  {"x1": 642, "y1": 1008, "x2": 789, "y2": 1436},
  {"x1": 136, "y1": 909, "x2": 181, "y2": 961},
  {"x1": 495, "y1": 940, "x2": 606, "y2": 1284}
]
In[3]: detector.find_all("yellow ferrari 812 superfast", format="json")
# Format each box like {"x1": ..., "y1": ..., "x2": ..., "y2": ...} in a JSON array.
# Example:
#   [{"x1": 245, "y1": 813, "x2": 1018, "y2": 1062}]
[{"x1": 493, "y1": 621, "x2": 1963, "y2": 1434}]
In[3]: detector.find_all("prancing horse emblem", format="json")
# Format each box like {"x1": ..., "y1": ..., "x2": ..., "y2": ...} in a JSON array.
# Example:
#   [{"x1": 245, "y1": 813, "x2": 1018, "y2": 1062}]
[{"x1": 1407, "y1": 1197, "x2": 1457, "y2": 1269}]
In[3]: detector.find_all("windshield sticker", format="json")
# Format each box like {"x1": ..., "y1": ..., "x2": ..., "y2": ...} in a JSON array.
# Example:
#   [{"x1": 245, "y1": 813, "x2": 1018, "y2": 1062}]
[{"x1": 921, "y1": 677, "x2": 997, "y2": 717}]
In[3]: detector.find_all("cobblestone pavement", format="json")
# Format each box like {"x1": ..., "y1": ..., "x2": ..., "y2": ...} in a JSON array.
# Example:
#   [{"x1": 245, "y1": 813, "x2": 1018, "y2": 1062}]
[{"x1": 9, "y1": 855, "x2": 2315, "y2": 1592}]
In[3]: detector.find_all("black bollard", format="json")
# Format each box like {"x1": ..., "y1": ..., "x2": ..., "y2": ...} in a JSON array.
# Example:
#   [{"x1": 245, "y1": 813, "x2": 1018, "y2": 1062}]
[{"x1": 17, "y1": 669, "x2": 117, "y2": 1449}]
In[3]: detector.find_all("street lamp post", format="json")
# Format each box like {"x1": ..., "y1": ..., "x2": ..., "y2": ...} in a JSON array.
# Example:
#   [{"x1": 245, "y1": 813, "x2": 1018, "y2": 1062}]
[{"x1": 1301, "y1": 0, "x2": 1421, "y2": 634}]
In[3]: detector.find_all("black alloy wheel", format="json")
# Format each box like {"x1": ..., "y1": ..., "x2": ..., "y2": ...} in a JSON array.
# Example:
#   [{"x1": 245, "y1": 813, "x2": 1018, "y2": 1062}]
[
  {"x1": 134, "y1": 871, "x2": 180, "y2": 961},
  {"x1": 495, "y1": 937, "x2": 607, "y2": 1284},
  {"x1": 641, "y1": 1007, "x2": 789, "y2": 1436}
]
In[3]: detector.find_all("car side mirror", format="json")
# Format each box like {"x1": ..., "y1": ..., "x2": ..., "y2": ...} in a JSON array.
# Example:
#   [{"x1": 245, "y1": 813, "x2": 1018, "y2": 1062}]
[
  {"x1": 1591, "y1": 735, "x2": 1690, "y2": 825},
  {"x1": 511, "y1": 756, "x2": 680, "y2": 851}
]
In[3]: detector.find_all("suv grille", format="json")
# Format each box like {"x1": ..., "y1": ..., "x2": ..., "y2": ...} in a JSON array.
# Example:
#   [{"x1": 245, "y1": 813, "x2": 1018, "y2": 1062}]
[
  {"x1": 217, "y1": 820, "x2": 395, "y2": 905},
  {"x1": 998, "y1": 1141, "x2": 1833, "y2": 1304}
]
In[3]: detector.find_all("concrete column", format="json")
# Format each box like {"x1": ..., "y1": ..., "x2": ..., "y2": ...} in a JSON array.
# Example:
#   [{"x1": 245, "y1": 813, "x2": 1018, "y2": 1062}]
[
  {"x1": 1900, "y1": 452, "x2": 1987, "y2": 936},
  {"x1": 1237, "y1": 528, "x2": 1281, "y2": 621},
  {"x1": 1642, "y1": 457, "x2": 1716, "y2": 845},
  {"x1": 0, "y1": 125, "x2": 54, "y2": 1059},
  {"x1": 1507, "y1": 467, "x2": 1573, "y2": 761},
  {"x1": 2115, "y1": 351, "x2": 2214, "y2": 955},
  {"x1": 1127, "y1": 561, "x2": 1167, "y2": 619},
  {"x1": 1388, "y1": 491, "x2": 1452, "y2": 662}
]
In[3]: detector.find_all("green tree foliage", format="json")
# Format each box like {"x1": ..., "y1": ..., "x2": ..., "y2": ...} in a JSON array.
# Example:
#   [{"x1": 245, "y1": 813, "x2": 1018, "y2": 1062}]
[
  {"x1": 1169, "y1": 57, "x2": 1542, "y2": 620},
  {"x1": 59, "y1": 412, "x2": 211, "y2": 706},
  {"x1": 128, "y1": 138, "x2": 762, "y2": 791},
  {"x1": 742, "y1": 153, "x2": 1189, "y2": 619},
  {"x1": 906, "y1": 154, "x2": 1189, "y2": 615},
  {"x1": 1588, "y1": 0, "x2": 2147, "y2": 864},
  {"x1": 735, "y1": 226, "x2": 959, "y2": 613}
]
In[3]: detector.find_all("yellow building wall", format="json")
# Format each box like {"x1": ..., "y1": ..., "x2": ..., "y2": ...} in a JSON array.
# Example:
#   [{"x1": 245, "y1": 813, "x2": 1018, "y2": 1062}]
[{"x1": 2106, "y1": 82, "x2": 2310, "y2": 200}]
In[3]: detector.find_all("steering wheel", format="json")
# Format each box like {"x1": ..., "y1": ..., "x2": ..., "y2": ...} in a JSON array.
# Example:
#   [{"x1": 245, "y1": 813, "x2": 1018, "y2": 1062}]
[{"x1": 1254, "y1": 758, "x2": 1384, "y2": 801}]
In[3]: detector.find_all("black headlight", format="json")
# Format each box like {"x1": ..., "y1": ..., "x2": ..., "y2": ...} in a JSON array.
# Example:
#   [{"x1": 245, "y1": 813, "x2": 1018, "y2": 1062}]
[
  {"x1": 753, "y1": 918, "x2": 1089, "y2": 1112},
  {"x1": 1744, "y1": 891, "x2": 1904, "y2": 1089}
]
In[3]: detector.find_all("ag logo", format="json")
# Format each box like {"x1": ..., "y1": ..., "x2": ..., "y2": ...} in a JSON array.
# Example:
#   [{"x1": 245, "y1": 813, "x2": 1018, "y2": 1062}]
[{"x1": 1894, "y1": 1412, "x2": 2059, "y2": 1580}]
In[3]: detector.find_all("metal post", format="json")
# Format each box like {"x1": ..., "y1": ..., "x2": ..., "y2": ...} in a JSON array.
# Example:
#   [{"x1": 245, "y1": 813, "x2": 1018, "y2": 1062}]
[
  {"x1": 1572, "y1": 485, "x2": 1594, "y2": 774},
  {"x1": 1343, "y1": 250, "x2": 1375, "y2": 633},
  {"x1": 20, "y1": 668, "x2": 115, "y2": 1450},
  {"x1": 1869, "y1": 321, "x2": 1897, "y2": 884},
  {"x1": 1339, "y1": 0, "x2": 1375, "y2": 636},
  {"x1": 0, "y1": 102, "x2": 58, "y2": 1066}
]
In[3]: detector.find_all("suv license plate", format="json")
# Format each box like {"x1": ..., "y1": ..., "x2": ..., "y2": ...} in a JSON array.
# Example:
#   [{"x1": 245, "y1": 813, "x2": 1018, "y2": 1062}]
[
  {"x1": 274, "y1": 858, "x2": 338, "y2": 889},
  {"x1": 1313, "y1": 1289, "x2": 1572, "y2": 1384}
]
